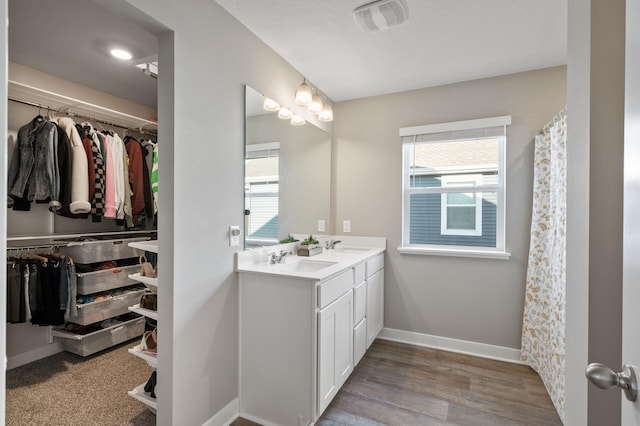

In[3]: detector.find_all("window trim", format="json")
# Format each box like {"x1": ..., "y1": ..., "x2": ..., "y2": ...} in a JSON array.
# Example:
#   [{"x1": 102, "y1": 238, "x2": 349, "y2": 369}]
[{"x1": 399, "y1": 115, "x2": 511, "y2": 258}]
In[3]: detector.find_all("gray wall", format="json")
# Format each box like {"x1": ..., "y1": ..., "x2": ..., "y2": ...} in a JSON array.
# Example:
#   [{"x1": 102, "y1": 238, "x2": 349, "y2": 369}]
[{"x1": 334, "y1": 66, "x2": 566, "y2": 349}]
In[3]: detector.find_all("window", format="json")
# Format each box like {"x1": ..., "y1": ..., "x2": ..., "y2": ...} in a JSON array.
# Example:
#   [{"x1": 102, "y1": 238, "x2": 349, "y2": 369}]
[
  {"x1": 441, "y1": 174, "x2": 483, "y2": 236},
  {"x1": 400, "y1": 116, "x2": 511, "y2": 259},
  {"x1": 245, "y1": 143, "x2": 279, "y2": 248}
]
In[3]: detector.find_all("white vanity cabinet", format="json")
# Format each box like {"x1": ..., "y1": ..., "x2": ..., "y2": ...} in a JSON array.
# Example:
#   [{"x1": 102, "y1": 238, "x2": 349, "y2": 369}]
[
  {"x1": 317, "y1": 270, "x2": 354, "y2": 414},
  {"x1": 366, "y1": 253, "x2": 385, "y2": 348},
  {"x1": 238, "y1": 243, "x2": 384, "y2": 426},
  {"x1": 353, "y1": 263, "x2": 367, "y2": 365}
]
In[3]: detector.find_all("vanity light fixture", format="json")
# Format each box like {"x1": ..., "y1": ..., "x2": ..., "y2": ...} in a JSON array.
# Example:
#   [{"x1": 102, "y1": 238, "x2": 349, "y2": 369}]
[
  {"x1": 290, "y1": 114, "x2": 306, "y2": 126},
  {"x1": 308, "y1": 91, "x2": 324, "y2": 114},
  {"x1": 295, "y1": 79, "x2": 313, "y2": 106},
  {"x1": 110, "y1": 48, "x2": 133, "y2": 60},
  {"x1": 277, "y1": 107, "x2": 293, "y2": 119},
  {"x1": 263, "y1": 97, "x2": 280, "y2": 112},
  {"x1": 318, "y1": 102, "x2": 334, "y2": 122}
]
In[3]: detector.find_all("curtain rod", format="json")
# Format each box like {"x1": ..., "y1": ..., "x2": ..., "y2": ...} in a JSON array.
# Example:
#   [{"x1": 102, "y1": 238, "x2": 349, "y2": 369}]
[{"x1": 8, "y1": 97, "x2": 158, "y2": 137}]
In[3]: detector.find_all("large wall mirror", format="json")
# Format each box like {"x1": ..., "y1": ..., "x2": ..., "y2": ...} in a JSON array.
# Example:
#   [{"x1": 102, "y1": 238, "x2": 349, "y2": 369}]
[{"x1": 245, "y1": 85, "x2": 331, "y2": 249}]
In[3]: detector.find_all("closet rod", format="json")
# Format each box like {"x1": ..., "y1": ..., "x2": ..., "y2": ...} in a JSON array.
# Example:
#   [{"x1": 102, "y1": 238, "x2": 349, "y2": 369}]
[
  {"x1": 6, "y1": 243, "x2": 61, "y2": 252},
  {"x1": 7, "y1": 230, "x2": 157, "y2": 242},
  {"x1": 8, "y1": 97, "x2": 157, "y2": 137}
]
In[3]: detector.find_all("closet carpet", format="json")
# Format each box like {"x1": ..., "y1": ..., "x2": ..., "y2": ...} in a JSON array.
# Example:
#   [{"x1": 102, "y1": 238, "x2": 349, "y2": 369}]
[{"x1": 6, "y1": 340, "x2": 155, "y2": 426}]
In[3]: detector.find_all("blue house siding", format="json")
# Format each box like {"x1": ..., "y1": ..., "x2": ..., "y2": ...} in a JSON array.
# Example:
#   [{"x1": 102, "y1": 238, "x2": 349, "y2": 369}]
[{"x1": 409, "y1": 175, "x2": 497, "y2": 247}]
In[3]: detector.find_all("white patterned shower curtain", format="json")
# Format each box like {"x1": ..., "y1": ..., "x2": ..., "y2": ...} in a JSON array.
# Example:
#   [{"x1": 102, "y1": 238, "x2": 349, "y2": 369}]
[{"x1": 521, "y1": 109, "x2": 567, "y2": 423}]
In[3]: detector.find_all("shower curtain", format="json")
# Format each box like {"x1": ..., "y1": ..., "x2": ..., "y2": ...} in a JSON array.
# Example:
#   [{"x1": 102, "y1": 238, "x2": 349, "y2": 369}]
[{"x1": 521, "y1": 109, "x2": 567, "y2": 423}]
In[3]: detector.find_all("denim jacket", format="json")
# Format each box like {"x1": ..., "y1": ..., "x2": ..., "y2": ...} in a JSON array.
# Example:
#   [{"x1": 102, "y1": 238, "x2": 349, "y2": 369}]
[{"x1": 7, "y1": 116, "x2": 61, "y2": 211}]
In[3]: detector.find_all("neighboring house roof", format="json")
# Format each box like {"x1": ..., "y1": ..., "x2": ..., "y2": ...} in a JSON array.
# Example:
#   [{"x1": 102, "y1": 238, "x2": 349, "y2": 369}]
[
  {"x1": 410, "y1": 138, "x2": 499, "y2": 174},
  {"x1": 246, "y1": 156, "x2": 278, "y2": 180}
]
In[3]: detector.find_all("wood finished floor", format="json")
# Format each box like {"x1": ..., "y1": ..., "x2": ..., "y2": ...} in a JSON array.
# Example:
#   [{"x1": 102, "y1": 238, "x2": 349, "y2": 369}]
[{"x1": 234, "y1": 339, "x2": 562, "y2": 426}]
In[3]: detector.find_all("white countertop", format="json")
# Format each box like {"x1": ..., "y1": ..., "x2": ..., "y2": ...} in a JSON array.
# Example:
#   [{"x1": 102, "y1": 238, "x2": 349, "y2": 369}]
[{"x1": 236, "y1": 236, "x2": 386, "y2": 281}]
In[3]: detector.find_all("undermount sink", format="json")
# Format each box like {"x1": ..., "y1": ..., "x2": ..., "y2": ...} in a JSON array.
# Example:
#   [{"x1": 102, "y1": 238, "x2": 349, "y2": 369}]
[
  {"x1": 275, "y1": 259, "x2": 338, "y2": 273},
  {"x1": 331, "y1": 247, "x2": 369, "y2": 254}
]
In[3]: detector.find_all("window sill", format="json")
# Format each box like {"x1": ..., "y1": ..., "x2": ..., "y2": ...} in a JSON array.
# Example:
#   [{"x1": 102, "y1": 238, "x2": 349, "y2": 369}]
[{"x1": 397, "y1": 246, "x2": 511, "y2": 260}]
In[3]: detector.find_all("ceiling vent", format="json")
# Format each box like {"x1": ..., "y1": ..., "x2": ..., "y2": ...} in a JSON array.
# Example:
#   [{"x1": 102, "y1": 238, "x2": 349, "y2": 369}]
[{"x1": 353, "y1": 0, "x2": 409, "y2": 32}]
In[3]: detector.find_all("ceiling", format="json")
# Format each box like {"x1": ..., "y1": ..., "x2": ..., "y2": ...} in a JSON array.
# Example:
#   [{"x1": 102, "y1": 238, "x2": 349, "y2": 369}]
[
  {"x1": 8, "y1": 1, "x2": 567, "y2": 109},
  {"x1": 8, "y1": 0, "x2": 158, "y2": 108},
  {"x1": 215, "y1": 0, "x2": 568, "y2": 102}
]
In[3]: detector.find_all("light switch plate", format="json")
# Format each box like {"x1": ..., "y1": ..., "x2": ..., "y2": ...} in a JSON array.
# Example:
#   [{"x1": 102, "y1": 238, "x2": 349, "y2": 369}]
[
  {"x1": 229, "y1": 225, "x2": 241, "y2": 247},
  {"x1": 318, "y1": 219, "x2": 325, "y2": 232},
  {"x1": 343, "y1": 220, "x2": 351, "y2": 233}
]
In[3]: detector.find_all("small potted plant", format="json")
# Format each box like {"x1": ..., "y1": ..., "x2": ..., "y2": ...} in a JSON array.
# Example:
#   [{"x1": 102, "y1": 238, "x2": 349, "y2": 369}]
[
  {"x1": 298, "y1": 235, "x2": 322, "y2": 256},
  {"x1": 279, "y1": 234, "x2": 299, "y2": 244}
]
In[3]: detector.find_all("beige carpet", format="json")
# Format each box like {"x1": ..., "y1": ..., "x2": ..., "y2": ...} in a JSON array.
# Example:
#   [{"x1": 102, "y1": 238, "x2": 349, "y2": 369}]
[{"x1": 6, "y1": 339, "x2": 156, "y2": 426}]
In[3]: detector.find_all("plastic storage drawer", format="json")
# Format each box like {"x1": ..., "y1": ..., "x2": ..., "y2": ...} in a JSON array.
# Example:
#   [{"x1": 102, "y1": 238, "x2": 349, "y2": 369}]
[
  {"x1": 76, "y1": 265, "x2": 141, "y2": 295},
  {"x1": 56, "y1": 237, "x2": 149, "y2": 264},
  {"x1": 68, "y1": 288, "x2": 147, "y2": 325},
  {"x1": 52, "y1": 315, "x2": 145, "y2": 357}
]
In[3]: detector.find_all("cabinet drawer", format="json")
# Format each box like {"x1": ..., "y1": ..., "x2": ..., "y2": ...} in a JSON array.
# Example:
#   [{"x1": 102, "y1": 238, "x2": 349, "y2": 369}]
[
  {"x1": 69, "y1": 287, "x2": 147, "y2": 326},
  {"x1": 57, "y1": 237, "x2": 149, "y2": 264},
  {"x1": 76, "y1": 264, "x2": 140, "y2": 295},
  {"x1": 353, "y1": 280, "x2": 366, "y2": 324},
  {"x1": 52, "y1": 314, "x2": 144, "y2": 357},
  {"x1": 354, "y1": 318, "x2": 367, "y2": 366},
  {"x1": 365, "y1": 253, "x2": 384, "y2": 278},
  {"x1": 354, "y1": 263, "x2": 365, "y2": 285},
  {"x1": 318, "y1": 270, "x2": 353, "y2": 309}
]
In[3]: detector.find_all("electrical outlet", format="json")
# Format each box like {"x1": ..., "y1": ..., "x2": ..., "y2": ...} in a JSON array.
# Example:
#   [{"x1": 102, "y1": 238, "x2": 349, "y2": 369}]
[
  {"x1": 318, "y1": 219, "x2": 325, "y2": 232},
  {"x1": 343, "y1": 220, "x2": 351, "y2": 233}
]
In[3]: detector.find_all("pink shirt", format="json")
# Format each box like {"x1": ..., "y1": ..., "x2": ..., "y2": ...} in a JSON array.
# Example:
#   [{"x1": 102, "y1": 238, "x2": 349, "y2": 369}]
[{"x1": 102, "y1": 134, "x2": 116, "y2": 218}]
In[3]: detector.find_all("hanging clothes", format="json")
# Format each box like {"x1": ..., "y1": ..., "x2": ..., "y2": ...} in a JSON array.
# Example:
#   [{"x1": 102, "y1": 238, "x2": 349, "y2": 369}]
[
  {"x1": 125, "y1": 136, "x2": 146, "y2": 225},
  {"x1": 140, "y1": 139, "x2": 156, "y2": 223},
  {"x1": 151, "y1": 143, "x2": 158, "y2": 213},
  {"x1": 50, "y1": 117, "x2": 91, "y2": 214},
  {"x1": 8, "y1": 113, "x2": 157, "y2": 229},
  {"x1": 7, "y1": 115, "x2": 61, "y2": 212}
]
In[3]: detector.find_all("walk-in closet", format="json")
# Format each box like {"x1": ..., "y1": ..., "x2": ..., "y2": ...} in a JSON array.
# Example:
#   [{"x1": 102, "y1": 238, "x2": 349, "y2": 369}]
[{"x1": 6, "y1": 0, "x2": 161, "y2": 424}]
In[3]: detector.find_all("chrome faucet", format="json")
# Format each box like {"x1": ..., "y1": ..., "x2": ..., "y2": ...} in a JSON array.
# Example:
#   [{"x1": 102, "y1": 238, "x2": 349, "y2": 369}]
[
  {"x1": 325, "y1": 240, "x2": 342, "y2": 250},
  {"x1": 269, "y1": 250, "x2": 292, "y2": 264}
]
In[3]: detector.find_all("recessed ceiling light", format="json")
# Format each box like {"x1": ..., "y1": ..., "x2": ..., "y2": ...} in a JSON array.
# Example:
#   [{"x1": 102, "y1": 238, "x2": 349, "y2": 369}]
[{"x1": 110, "y1": 49, "x2": 133, "y2": 60}]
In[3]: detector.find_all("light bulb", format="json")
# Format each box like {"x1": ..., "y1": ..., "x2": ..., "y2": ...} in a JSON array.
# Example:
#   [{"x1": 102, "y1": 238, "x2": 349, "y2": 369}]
[
  {"x1": 295, "y1": 80, "x2": 312, "y2": 106},
  {"x1": 263, "y1": 97, "x2": 280, "y2": 112},
  {"x1": 110, "y1": 49, "x2": 133, "y2": 60},
  {"x1": 308, "y1": 93, "x2": 323, "y2": 114},
  {"x1": 290, "y1": 115, "x2": 306, "y2": 126},
  {"x1": 277, "y1": 107, "x2": 293, "y2": 119},
  {"x1": 318, "y1": 103, "x2": 334, "y2": 122}
]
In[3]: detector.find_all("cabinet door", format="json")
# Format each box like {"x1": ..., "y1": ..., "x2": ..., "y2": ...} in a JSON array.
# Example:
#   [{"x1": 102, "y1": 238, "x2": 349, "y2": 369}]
[
  {"x1": 318, "y1": 290, "x2": 353, "y2": 415},
  {"x1": 366, "y1": 268, "x2": 384, "y2": 348}
]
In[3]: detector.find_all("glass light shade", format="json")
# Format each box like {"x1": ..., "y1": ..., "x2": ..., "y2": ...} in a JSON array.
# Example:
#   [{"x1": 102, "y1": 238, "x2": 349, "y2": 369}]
[
  {"x1": 277, "y1": 107, "x2": 293, "y2": 119},
  {"x1": 263, "y1": 97, "x2": 280, "y2": 112},
  {"x1": 308, "y1": 94, "x2": 323, "y2": 114},
  {"x1": 290, "y1": 115, "x2": 306, "y2": 126},
  {"x1": 295, "y1": 81, "x2": 312, "y2": 106},
  {"x1": 318, "y1": 103, "x2": 334, "y2": 122}
]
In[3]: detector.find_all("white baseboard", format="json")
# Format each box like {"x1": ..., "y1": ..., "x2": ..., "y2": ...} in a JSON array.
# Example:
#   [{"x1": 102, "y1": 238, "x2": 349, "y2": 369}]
[
  {"x1": 7, "y1": 342, "x2": 63, "y2": 370},
  {"x1": 202, "y1": 397, "x2": 239, "y2": 426},
  {"x1": 378, "y1": 328, "x2": 524, "y2": 365}
]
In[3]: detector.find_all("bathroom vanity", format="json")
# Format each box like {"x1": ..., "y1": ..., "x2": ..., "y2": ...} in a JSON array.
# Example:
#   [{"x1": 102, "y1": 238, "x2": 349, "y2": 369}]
[{"x1": 237, "y1": 237, "x2": 385, "y2": 426}]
